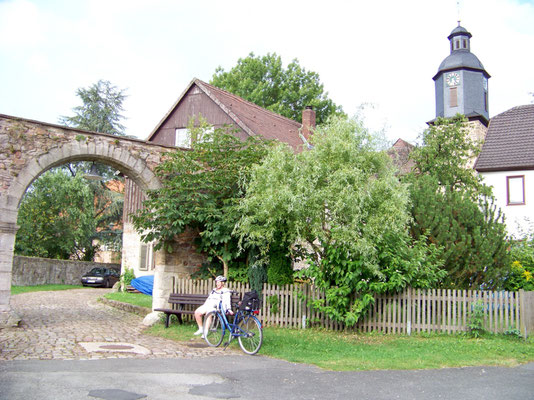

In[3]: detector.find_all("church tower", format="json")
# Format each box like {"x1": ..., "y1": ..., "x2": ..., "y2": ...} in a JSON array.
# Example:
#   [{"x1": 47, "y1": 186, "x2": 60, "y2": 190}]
[{"x1": 433, "y1": 23, "x2": 490, "y2": 125}]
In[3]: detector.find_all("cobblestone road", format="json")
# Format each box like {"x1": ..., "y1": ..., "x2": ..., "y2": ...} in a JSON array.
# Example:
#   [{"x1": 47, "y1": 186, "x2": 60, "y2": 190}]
[{"x1": 0, "y1": 289, "x2": 235, "y2": 361}]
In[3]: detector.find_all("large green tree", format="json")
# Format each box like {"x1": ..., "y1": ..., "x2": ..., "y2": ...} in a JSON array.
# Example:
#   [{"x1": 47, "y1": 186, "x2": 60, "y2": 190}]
[
  {"x1": 15, "y1": 170, "x2": 97, "y2": 260},
  {"x1": 211, "y1": 52, "x2": 344, "y2": 124},
  {"x1": 132, "y1": 121, "x2": 273, "y2": 278},
  {"x1": 406, "y1": 116, "x2": 510, "y2": 289},
  {"x1": 59, "y1": 79, "x2": 127, "y2": 136},
  {"x1": 236, "y1": 116, "x2": 444, "y2": 326},
  {"x1": 59, "y1": 79, "x2": 128, "y2": 179},
  {"x1": 15, "y1": 80, "x2": 127, "y2": 260}
]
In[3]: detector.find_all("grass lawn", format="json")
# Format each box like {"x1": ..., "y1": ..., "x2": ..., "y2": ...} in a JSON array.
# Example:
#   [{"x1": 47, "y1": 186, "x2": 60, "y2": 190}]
[
  {"x1": 144, "y1": 321, "x2": 534, "y2": 371},
  {"x1": 103, "y1": 292, "x2": 153, "y2": 309},
  {"x1": 11, "y1": 284, "x2": 85, "y2": 295}
]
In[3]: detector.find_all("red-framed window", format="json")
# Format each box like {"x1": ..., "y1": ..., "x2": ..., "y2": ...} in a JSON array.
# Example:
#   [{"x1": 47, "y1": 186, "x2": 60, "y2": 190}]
[{"x1": 507, "y1": 175, "x2": 525, "y2": 205}]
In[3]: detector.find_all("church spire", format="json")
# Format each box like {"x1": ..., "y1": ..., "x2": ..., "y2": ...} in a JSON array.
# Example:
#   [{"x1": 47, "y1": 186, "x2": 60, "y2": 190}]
[{"x1": 433, "y1": 23, "x2": 490, "y2": 125}]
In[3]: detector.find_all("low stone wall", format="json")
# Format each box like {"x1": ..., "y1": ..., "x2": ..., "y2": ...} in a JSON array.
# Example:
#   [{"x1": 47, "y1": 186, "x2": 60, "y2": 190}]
[{"x1": 12, "y1": 256, "x2": 120, "y2": 286}]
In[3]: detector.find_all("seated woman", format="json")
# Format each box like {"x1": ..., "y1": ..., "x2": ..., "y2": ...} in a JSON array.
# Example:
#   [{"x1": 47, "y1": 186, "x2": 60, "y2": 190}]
[{"x1": 194, "y1": 275, "x2": 233, "y2": 337}]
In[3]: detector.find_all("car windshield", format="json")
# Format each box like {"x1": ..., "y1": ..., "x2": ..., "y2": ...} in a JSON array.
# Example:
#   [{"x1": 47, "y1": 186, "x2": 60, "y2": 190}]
[{"x1": 88, "y1": 268, "x2": 107, "y2": 275}]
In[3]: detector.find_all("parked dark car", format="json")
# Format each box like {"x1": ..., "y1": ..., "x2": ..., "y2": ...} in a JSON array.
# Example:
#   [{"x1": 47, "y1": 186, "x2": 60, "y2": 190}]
[{"x1": 81, "y1": 267, "x2": 120, "y2": 288}]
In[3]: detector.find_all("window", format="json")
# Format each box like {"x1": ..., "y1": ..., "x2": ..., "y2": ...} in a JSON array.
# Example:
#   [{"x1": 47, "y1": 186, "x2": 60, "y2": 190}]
[
  {"x1": 507, "y1": 175, "x2": 525, "y2": 205},
  {"x1": 139, "y1": 243, "x2": 155, "y2": 271},
  {"x1": 462, "y1": 39, "x2": 467, "y2": 49},
  {"x1": 484, "y1": 91, "x2": 488, "y2": 112},
  {"x1": 449, "y1": 87, "x2": 458, "y2": 107},
  {"x1": 175, "y1": 128, "x2": 190, "y2": 148}
]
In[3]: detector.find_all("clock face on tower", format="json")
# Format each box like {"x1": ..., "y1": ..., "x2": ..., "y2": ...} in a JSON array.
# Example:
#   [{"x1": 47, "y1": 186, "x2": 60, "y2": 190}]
[{"x1": 445, "y1": 72, "x2": 461, "y2": 87}]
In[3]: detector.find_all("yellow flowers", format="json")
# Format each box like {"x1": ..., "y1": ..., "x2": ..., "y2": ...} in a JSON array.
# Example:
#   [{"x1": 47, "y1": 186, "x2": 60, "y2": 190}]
[
  {"x1": 512, "y1": 260, "x2": 532, "y2": 282},
  {"x1": 524, "y1": 270, "x2": 532, "y2": 282},
  {"x1": 512, "y1": 260, "x2": 522, "y2": 270}
]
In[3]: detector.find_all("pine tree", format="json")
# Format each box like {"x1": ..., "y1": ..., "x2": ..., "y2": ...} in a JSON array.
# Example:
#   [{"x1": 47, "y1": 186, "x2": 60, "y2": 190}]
[{"x1": 407, "y1": 116, "x2": 510, "y2": 289}]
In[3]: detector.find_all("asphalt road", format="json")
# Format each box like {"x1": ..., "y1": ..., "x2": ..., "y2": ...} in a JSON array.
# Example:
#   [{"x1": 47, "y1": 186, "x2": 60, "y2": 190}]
[{"x1": 1, "y1": 356, "x2": 533, "y2": 400}]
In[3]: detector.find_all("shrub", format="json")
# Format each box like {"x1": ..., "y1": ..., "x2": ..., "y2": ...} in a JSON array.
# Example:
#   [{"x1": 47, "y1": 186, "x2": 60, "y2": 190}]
[
  {"x1": 267, "y1": 243, "x2": 293, "y2": 285},
  {"x1": 503, "y1": 237, "x2": 534, "y2": 291},
  {"x1": 467, "y1": 300, "x2": 486, "y2": 338},
  {"x1": 120, "y1": 267, "x2": 135, "y2": 290}
]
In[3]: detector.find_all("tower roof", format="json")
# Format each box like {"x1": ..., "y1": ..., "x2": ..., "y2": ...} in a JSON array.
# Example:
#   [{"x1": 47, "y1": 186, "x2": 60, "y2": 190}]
[
  {"x1": 435, "y1": 52, "x2": 487, "y2": 77},
  {"x1": 433, "y1": 23, "x2": 490, "y2": 80},
  {"x1": 448, "y1": 24, "x2": 472, "y2": 39}
]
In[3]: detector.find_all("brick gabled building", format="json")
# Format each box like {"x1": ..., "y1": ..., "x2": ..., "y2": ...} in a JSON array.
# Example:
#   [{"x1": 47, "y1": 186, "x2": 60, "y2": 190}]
[{"x1": 122, "y1": 79, "x2": 314, "y2": 278}]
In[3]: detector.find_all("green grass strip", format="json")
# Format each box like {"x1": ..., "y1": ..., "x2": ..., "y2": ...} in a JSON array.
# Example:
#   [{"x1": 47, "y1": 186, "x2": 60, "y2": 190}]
[
  {"x1": 103, "y1": 292, "x2": 153, "y2": 309},
  {"x1": 260, "y1": 328, "x2": 534, "y2": 370},
  {"x1": 145, "y1": 322, "x2": 534, "y2": 371},
  {"x1": 11, "y1": 284, "x2": 85, "y2": 295}
]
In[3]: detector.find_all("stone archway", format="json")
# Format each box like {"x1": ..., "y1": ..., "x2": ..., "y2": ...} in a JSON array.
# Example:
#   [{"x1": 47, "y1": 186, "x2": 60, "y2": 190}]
[{"x1": 0, "y1": 115, "x2": 170, "y2": 327}]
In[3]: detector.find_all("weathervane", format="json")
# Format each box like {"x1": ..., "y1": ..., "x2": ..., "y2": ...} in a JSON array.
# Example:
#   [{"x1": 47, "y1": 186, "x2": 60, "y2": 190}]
[{"x1": 457, "y1": 0, "x2": 461, "y2": 25}]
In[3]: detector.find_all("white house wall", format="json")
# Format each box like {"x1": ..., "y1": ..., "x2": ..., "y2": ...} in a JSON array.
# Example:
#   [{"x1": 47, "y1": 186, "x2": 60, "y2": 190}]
[
  {"x1": 122, "y1": 221, "x2": 154, "y2": 278},
  {"x1": 480, "y1": 170, "x2": 534, "y2": 238}
]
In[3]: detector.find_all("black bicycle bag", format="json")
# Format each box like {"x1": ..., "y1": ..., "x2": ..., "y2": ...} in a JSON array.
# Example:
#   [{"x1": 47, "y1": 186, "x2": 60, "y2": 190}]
[{"x1": 239, "y1": 290, "x2": 260, "y2": 312}]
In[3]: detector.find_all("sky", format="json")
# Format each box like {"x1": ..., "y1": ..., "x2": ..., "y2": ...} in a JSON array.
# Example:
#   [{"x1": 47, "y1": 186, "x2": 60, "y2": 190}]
[{"x1": 0, "y1": 0, "x2": 533, "y2": 145}]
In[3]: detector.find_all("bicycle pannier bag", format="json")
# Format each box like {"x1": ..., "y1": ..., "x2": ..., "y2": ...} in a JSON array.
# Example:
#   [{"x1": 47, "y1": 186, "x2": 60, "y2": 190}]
[{"x1": 239, "y1": 290, "x2": 260, "y2": 311}]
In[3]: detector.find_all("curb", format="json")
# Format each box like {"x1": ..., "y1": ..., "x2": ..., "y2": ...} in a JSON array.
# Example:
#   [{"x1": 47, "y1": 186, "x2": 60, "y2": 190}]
[{"x1": 99, "y1": 297, "x2": 152, "y2": 317}]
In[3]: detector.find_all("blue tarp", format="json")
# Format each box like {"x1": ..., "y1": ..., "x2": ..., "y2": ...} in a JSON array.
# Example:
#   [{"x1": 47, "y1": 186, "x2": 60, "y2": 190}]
[{"x1": 130, "y1": 275, "x2": 154, "y2": 296}]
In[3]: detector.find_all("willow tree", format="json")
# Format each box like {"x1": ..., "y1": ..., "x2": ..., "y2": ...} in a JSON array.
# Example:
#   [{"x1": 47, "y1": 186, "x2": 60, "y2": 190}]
[{"x1": 236, "y1": 116, "x2": 444, "y2": 326}]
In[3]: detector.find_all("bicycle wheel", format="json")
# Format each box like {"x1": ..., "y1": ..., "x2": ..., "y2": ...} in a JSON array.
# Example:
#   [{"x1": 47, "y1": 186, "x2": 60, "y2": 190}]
[
  {"x1": 203, "y1": 311, "x2": 225, "y2": 347},
  {"x1": 237, "y1": 314, "x2": 263, "y2": 355}
]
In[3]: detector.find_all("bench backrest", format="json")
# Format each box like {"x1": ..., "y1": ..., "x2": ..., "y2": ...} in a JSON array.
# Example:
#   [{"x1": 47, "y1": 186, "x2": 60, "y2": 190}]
[{"x1": 168, "y1": 292, "x2": 241, "y2": 306}]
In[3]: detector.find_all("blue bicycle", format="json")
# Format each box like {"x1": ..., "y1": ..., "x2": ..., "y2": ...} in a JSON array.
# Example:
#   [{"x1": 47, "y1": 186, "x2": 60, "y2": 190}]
[{"x1": 203, "y1": 293, "x2": 263, "y2": 355}]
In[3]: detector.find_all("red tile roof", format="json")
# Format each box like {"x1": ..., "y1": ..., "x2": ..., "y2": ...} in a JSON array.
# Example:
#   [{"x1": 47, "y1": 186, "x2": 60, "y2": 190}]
[
  {"x1": 387, "y1": 138, "x2": 415, "y2": 174},
  {"x1": 196, "y1": 80, "x2": 304, "y2": 150},
  {"x1": 475, "y1": 105, "x2": 534, "y2": 172}
]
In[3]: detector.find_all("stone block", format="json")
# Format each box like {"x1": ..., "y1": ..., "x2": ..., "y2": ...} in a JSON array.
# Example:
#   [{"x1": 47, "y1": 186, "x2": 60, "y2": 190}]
[
  {"x1": 35, "y1": 152, "x2": 58, "y2": 170},
  {"x1": 143, "y1": 311, "x2": 161, "y2": 326},
  {"x1": 60, "y1": 142, "x2": 75, "y2": 161},
  {"x1": 140, "y1": 168, "x2": 159, "y2": 190},
  {"x1": 0, "y1": 207, "x2": 18, "y2": 225},
  {"x1": 119, "y1": 151, "x2": 134, "y2": 167},
  {"x1": 0, "y1": 308, "x2": 21, "y2": 327},
  {"x1": 129, "y1": 157, "x2": 144, "y2": 175},
  {"x1": 5, "y1": 179, "x2": 26, "y2": 202},
  {"x1": 87, "y1": 139, "x2": 97, "y2": 155},
  {"x1": 0, "y1": 271, "x2": 12, "y2": 290},
  {"x1": 111, "y1": 147, "x2": 125, "y2": 166},
  {"x1": 95, "y1": 141, "x2": 109, "y2": 156},
  {"x1": 0, "y1": 231, "x2": 16, "y2": 249},
  {"x1": 0, "y1": 258, "x2": 14, "y2": 273},
  {"x1": 20, "y1": 161, "x2": 43, "y2": 184}
]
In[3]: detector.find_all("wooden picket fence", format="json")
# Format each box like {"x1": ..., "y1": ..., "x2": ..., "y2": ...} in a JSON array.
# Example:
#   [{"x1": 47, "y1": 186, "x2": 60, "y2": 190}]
[{"x1": 171, "y1": 277, "x2": 534, "y2": 336}]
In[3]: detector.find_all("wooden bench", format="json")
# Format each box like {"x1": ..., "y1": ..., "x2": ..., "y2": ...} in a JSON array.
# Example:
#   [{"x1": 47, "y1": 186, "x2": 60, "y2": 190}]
[{"x1": 154, "y1": 292, "x2": 241, "y2": 328}]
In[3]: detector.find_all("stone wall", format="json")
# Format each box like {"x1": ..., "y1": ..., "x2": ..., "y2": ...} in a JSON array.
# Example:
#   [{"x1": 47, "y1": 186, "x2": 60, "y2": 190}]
[{"x1": 12, "y1": 255, "x2": 120, "y2": 286}]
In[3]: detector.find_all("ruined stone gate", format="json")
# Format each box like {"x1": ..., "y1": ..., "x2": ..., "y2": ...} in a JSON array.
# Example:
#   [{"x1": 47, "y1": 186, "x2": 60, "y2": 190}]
[{"x1": 0, "y1": 114, "x2": 187, "y2": 326}]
